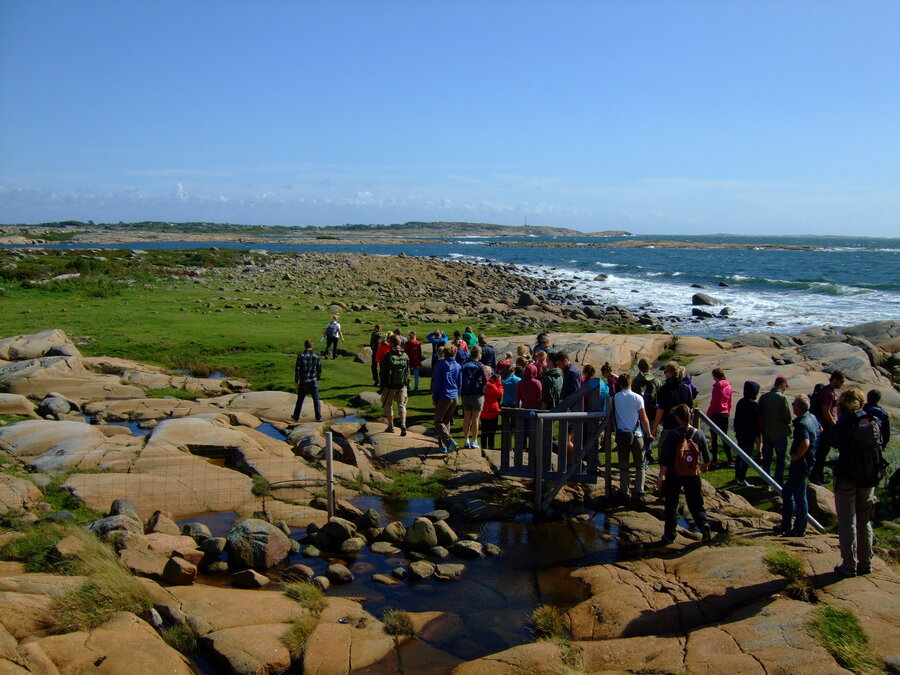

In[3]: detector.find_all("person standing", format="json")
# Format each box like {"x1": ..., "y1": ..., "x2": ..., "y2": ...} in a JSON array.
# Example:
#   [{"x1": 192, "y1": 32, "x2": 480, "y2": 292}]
[
  {"x1": 633, "y1": 358, "x2": 658, "y2": 463},
  {"x1": 541, "y1": 355, "x2": 563, "y2": 410},
  {"x1": 368, "y1": 324, "x2": 384, "y2": 386},
  {"x1": 733, "y1": 381, "x2": 762, "y2": 487},
  {"x1": 657, "y1": 404, "x2": 712, "y2": 544},
  {"x1": 759, "y1": 375, "x2": 792, "y2": 486},
  {"x1": 379, "y1": 335, "x2": 410, "y2": 435},
  {"x1": 516, "y1": 364, "x2": 543, "y2": 409},
  {"x1": 832, "y1": 387, "x2": 879, "y2": 576},
  {"x1": 706, "y1": 368, "x2": 734, "y2": 466},
  {"x1": 864, "y1": 389, "x2": 891, "y2": 449},
  {"x1": 431, "y1": 345, "x2": 462, "y2": 453},
  {"x1": 653, "y1": 362, "x2": 694, "y2": 445},
  {"x1": 478, "y1": 334, "x2": 497, "y2": 372},
  {"x1": 500, "y1": 363, "x2": 521, "y2": 407},
  {"x1": 480, "y1": 367, "x2": 504, "y2": 450},
  {"x1": 323, "y1": 315, "x2": 343, "y2": 360},
  {"x1": 558, "y1": 351, "x2": 583, "y2": 401},
  {"x1": 460, "y1": 345, "x2": 489, "y2": 448},
  {"x1": 404, "y1": 330, "x2": 423, "y2": 392},
  {"x1": 292, "y1": 339, "x2": 322, "y2": 423},
  {"x1": 778, "y1": 394, "x2": 820, "y2": 536},
  {"x1": 613, "y1": 373, "x2": 651, "y2": 504},
  {"x1": 810, "y1": 370, "x2": 845, "y2": 484},
  {"x1": 426, "y1": 328, "x2": 448, "y2": 375}
]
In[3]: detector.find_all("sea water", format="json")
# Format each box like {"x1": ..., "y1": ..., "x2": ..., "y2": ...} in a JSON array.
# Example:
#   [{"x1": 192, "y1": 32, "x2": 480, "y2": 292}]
[{"x1": 12, "y1": 234, "x2": 899, "y2": 337}]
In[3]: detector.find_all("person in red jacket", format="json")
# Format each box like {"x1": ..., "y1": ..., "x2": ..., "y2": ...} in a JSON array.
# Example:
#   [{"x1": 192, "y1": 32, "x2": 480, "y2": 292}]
[
  {"x1": 480, "y1": 367, "x2": 504, "y2": 449},
  {"x1": 706, "y1": 367, "x2": 734, "y2": 466},
  {"x1": 516, "y1": 364, "x2": 543, "y2": 409},
  {"x1": 404, "y1": 330, "x2": 423, "y2": 392}
]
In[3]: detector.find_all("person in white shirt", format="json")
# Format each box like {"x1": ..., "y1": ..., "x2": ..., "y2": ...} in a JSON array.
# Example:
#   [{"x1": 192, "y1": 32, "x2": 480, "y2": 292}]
[{"x1": 613, "y1": 373, "x2": 652, "y2": 504}]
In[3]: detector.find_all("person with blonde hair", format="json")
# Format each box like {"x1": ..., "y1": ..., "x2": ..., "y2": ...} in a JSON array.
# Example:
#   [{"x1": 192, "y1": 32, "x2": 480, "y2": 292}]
[{"x1": 832, "y1": 386, "x2": 878, "y2": 576}]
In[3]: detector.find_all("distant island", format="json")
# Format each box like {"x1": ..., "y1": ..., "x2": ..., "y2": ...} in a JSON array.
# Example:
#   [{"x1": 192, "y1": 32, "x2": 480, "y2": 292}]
[{"x1": 0, "y1": 220, "x2": 632, "y2": 244}]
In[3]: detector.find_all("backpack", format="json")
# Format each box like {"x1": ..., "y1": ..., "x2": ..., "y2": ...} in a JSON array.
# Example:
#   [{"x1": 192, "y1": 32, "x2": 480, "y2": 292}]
[
  {"x1": 674, "y1": 426, "x2": 702, "y2": 477},
  {"x1": 461, "y1": 361, "x2": 487, "y2": 396},
  {"x1": 326, "y1": 322, "x2": 339, "y2": 338},
  {"x1": 683, "y1": 374, "x2": 699, "y2": 401},
  {"x1": 385, "y1": 352, "x2": 409, "y2": 389},
  {"x1": 846, "y1": 413, "x2": 887, "y2": 487},
  {"x1": 809, "y1": 383, "x2": 825, "y2": 421},
  {"x1": 635, "y1": 375, "x2": 657, "y2": 408}
]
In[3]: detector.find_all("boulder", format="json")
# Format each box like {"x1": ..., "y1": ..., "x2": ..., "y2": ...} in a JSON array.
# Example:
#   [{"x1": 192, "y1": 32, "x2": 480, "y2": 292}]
[
  {"x1": 231, "y1": 569, "x2": 270, "y2": 588},
  {"x1": 0, "y1": 394, "x2": 37, "y2": 417},
  {"x1": 320, "y1": 516, "x2": 357, "y2": 545},
  {"x1": 145, "y1": 510, "x2": 181, "y2": 536},
  {"x1": 0, "y1": 329, "x2": 72, "y2": 360},
  {"x1": 433, "y1": 519, "x2": 459, "y2": 547},
  {"x1": 162, "y1": 556, "x2": 197, "y2": 585},
  {"x1": 282, "y1": 564, "x2": 315, "y2": 581},
  {"x1": 409, "y1": 560, "x2": 436, "y2": 580},
  {"x1": 326, "y1": 563, "x2": 354, "y2": 584},
  {"x1": 225, "y1": 519, "x2": 292, "y2": 570},
  {"x1": 691, "y1": 293, "x2": 721, "y2": 306},
  {"x1": 108, "y1": 498, "x2": 141, "y2": 521},
  {"x1": 0, "y1": 475, "x2": 43, "y2": 515},
  {"x1": 200, "y1": 623, "x2": 291, "y2": 675},
  {"x1": 451, "y1": 540, "x2": 484, "y2": 559},
  {"x1": 405, "y1": 517, "x2": 438, "y2": 551},
  {"x1": 807, "y1": 483, "x2": 838, "y2": 527},
  {"x1": 88, "y1": 514, "x2": 144, "y2": 539}
]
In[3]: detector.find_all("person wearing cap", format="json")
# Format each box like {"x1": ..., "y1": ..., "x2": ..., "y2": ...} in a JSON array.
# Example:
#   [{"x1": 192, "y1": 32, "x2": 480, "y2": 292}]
[{"x1": 759, "y1": 375, "x2": 792, "y2": 486}]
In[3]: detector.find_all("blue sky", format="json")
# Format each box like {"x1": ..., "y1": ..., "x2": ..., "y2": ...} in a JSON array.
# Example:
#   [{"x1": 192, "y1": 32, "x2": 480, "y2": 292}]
[{"x1": 1, "y1": 2, "x2": 899, "y2": 235}]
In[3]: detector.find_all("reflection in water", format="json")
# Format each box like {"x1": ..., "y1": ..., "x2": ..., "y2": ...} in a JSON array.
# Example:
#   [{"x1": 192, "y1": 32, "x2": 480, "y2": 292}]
[{"x1": 176, "y1": 498, "x2": 619, "y2": 661}]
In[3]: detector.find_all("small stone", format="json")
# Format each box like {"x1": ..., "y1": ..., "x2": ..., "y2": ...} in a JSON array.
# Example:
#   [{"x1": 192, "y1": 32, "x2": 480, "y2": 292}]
[
  {"x1": 370, "y1": 541, "x2": 401, "y2": 556},
  {"x1": 302, "y1": 545, "x2": 322, "y2": 558},
  {"x1": 392, "y1": 567, "x2": 408, "y2": 580},
  {"x1": 200, "y1": 537, "x2": 227, "y2": 556},
  {"x1": 206, "y1": 561, "x2": 229, "y2": 574},
  {"x1": 182, "y1": 522, "x2": 212, "y2": 543},
  {"x1": 312, "y1": 575, "x2": 330, "y2": 591},
  {"x1": 435, "y1": 563, "x2": 465, "y2": 580},
  {"x1": 340, "y1": 537, "x2": 366, "y2": 554},
  {"x1": 429, "y1": 546, "x2": 450, "y2": 559},
  {"x1": 373, "y1": 573, "x2": 402, "y2": 587},
  {"x1": 423, "y1": 509, "x2": 450, "y2": 522},
  {"x1": 484, "y1": 543, "x2": 502, "y2": 556},
  {"x1": 326, "y1": 563, "x2": 354, "y2": 584},
  {"x1": 451, "y1": 540, "x2": 484, "y2": 559},
  {"x1": 282, "y1": 564, "x2": 315, "y2": 581},
  {"x1": 162, "y1": 556, "x2": 197, "y2": 585},
  {"x1": 232, "y1": 569, "x2": 270, "y2": 588},
  {"x1": 409, "y1": 560, "x2": 436, "y2": 580}
]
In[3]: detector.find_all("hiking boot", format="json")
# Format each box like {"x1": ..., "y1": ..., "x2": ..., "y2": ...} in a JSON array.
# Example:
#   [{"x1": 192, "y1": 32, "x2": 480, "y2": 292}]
[
  {"x1": 834, "y1": 565, "x2": 856, "y2": 578},
  {"x1": 385, "y1": 424, "x2": 394, "y2": 433},
  {"x1": 400, "y1": 425, "x2": 407, "y2": 437},
  {"x1": 701, "y1": 524, "x2": 712, "y2": 542}
]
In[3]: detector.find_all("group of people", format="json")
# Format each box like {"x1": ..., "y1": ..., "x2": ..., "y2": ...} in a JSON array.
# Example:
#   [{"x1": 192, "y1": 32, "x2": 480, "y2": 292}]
[{"x1": 296, "y1": 320, "x2": 892, "y2": 571}]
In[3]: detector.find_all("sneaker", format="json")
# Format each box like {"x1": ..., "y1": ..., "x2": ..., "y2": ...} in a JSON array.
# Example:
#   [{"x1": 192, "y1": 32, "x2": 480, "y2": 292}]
[
  {"x1": 447, "y1": 440, "x2": 459, "y2": 453},
  {"x1": 385, "y1": 424, "x2": 394, "y2": 433},
  {"x1": 833, "y1": 565, "x2": 856, "y2": 578},
  {"x1": 400, "y1": 425, "x2": 407, "y2": 437},
  {"x1": 315, "y1": 418, "x2": 323, "y2": 423},
  {"x1": 471, "y1": 440, "x2": 480, "y2": 449},
  {"x1": 701, "y1": 524, "x2": 712, "y2": 542}
]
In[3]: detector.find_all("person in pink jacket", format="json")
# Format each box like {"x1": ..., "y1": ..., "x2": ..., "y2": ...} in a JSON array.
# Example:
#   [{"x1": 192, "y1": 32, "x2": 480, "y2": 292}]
[{"x1": 706, "y1": 367, "x2": 734, "y2": 466}]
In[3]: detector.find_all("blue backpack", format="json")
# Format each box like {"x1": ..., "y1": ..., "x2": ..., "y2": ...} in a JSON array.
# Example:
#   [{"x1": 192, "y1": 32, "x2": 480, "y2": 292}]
[{"x1": 460, "y1": 361, "x2": 487, "y2": 396}]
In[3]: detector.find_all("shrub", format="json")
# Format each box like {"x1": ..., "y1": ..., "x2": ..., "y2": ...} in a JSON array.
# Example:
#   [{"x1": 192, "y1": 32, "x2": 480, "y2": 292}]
[
  {"x1": 808, "y1": 605, "x2": 881, "y2": 674},
  {"x1": 382, "y1": 609, "x2": 415, "y2": 636},
  {"x1": 281, "y1": 615, "x2": 319, "y2": 659},
  {"x1": 284, "y1": 581, "x2": 327, "y2": 616},
  {"x1": 530, "y1": 604, "x2": 566, "y2": 641},
  {"x1": 251, "y1": 475, "x2": 272, "y2": 498}
]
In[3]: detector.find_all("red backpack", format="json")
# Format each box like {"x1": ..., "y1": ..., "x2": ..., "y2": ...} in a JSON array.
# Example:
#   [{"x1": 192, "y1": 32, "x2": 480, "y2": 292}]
[{"x1": 674, "y1": 426, "x2": 702, "y2": 477}]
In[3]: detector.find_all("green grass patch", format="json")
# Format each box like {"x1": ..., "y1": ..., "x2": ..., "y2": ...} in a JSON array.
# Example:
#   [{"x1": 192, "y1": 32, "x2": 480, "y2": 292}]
[
  {"x1": 0, "y1": 522, "x2": 74, "y2": 572},
  {"x1": 378, "y1": 468, "x2": 450, "y2": 500},
  {"x1": 284, "y1": 581, "x2": 327, "y2": 616},
  {"x1": 160, "y1": 623, "x2": 199, "y2": 656},
  {"x1": 763, "y1": 547, "x2": 814, "y2": 600},
  {"x1": 281, "y1": 615, "x2": 319, "y2": 660},
  {"x1": 251, "y1": 475, "x2": 272, "y2": 498},
  {"x1": 382, "y1": 608, "x2": 415, "y2": 636},
  {"x1": 49, "y1": 527, "x2": 153, "y2": 633},
  {"x1": 0, "y1": 415, "x2": 32, "y2": 427},
  {"x1": 42, "y1": 474, "x2": 103, "y2": 524},
  {"x1": 808, "y1": 605, "x2": 881, "y2": 674}
]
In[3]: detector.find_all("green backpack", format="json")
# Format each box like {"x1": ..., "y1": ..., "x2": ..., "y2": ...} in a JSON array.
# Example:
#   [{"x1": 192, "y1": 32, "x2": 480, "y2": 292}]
[{"x1": 386, "y1": 353, "x2": 409, "y2": 389}]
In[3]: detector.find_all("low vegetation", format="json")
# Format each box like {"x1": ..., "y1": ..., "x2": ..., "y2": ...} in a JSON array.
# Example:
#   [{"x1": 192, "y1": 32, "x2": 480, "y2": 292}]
[
  {"x1": 378, "y1": 468, "x2": 450, "y2": 500},
  {"x1": 530, "y1": 604, "x2": 566, "y2": 641},
  {"x1": 382, "y1": 608, "x2": 415, "y2": 636},
  {"x1": 160, "y1": 623, "x2": 199, "y2": 656},
  {"x1": 808, "y1": 605, "x2": 881, "y2": 674},
  {"x1": 281, "y1": 615, "x2": 319, "y2": 660},
  {"x1": 284, "y1": 581, "x2": 327, "y2": 616},
  {"x1": 764, "y1": 547, "x2": 813, "y2": 601}
]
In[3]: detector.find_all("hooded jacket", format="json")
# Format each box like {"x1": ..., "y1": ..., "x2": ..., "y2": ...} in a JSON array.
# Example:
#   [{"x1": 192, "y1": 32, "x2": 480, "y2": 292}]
[
  {"x1": 516, "y1": 364, "x2": 543, "y2": 409},
  {"x1": 707, "y1": 378, "x2": 734, "y2": 416},
  {"x1": 542, "y1": 367, "x2": 563, "y2": 409},
  {"x1": 733, "y1": 380, "x2": 761, "y2": 438}
]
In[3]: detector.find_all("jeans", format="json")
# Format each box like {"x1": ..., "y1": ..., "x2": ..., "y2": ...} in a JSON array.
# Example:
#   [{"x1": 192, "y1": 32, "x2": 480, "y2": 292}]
[
  {"x1": 834, "y1": 480, "x2": 876, "y2": 571},
  {"x1": 617, "y1": 435, "x2": 646, "y2": 497},
  {"x1": 326, "y1": 336, "x2": 339, "y2": 358},
  {"x1": 663, "y1": 473, "x2": 709, "y2": 540},
  {"x1": 735, "y1": 433, "x2": 756, "y2": 483},
  {"x1": 781, "y1": 460, "x2": 809, "y2": 534},
  {"x1": 293, "y1": 381, "x2": 322, "y2": 422},
  {"x1": 709, "y1": 412, "x2": 731, "y2": 463},
  {"x1": 411, "y1": 368, "x2": 420, "y2": 390},
  {"x1": 762, "y1": 435, "x2": 788, "y2": 485}
]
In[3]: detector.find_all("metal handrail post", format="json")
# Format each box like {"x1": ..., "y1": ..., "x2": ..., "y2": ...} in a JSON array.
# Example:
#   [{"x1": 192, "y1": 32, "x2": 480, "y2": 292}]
[{"x1": 695, "y1": 409, "x2": 826, "y2": 533}]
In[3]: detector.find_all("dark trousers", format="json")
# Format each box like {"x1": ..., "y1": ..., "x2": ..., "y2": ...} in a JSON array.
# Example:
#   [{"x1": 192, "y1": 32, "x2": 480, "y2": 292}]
[
  {"x1": 781, "y1": 460, "x2": 809, "y2": 534},
  {"x1": 663, "y1": 473, "x2": 709, "y2": 540},
  {"x1": 709, "y1": 412, "x2": 731, "y2": 463},
  {"x1": 809, "y1": 426, "x2": 833, "y2": 484},
  {"x1": 762, "y1": 435, "x2": 788, "y2": 486},
  {"x1": 326, "y1": 336, "x2": 339, "y2": 359},
  {"x1": 480, "y1": 415, "x2": 498, "y2": 449},
  {"x1": 371, "y1": 358, "x2": 380, "y2": 386},
  {"x1": 735, "y1": 433, "x2": 756, "y2": 482},
  {"x1": 293, "y1": 381, "x2": 322, "y2": 422}
]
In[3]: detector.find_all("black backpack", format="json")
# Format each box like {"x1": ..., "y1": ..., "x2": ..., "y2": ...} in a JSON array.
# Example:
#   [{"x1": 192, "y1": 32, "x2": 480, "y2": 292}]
[
  {"x1": 845, "y1": 412, "x2": 887, "y2": 487},
  {"x1": 460, "y1": 361, "x2": 487, "y2": 396}
]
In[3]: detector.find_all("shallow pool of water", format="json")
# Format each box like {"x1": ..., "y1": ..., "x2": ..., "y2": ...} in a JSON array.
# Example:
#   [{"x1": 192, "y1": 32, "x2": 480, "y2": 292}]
[{"x1": 178, "y1": 497, "x2": 618, "y2": 660}]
